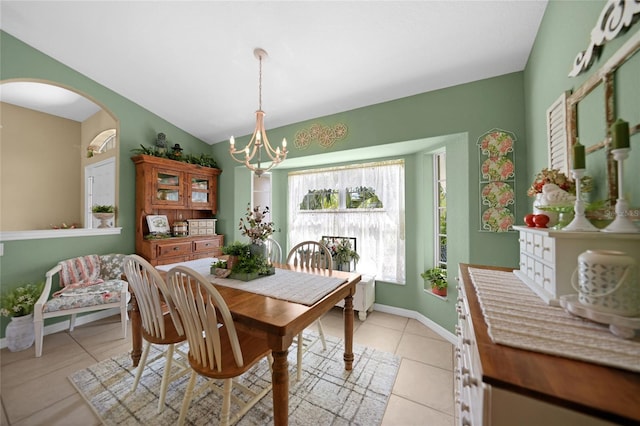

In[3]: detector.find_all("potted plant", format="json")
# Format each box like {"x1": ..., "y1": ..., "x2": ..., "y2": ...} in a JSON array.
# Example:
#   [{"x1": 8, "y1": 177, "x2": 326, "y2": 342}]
[
  {"x1": 421, "y1": 267, "x2": 448, "y2": 297},
  {"x1": 1, "y1": 282, "x2": 44, "y2": 352},
  {"x1": 238, "y1": 204, "x2": 277, "y2": 257},
  {"x1": 92, "y1": 204, "x2": 116, "y2": 228},
  {"x1": 221, "y1": 241, "x2": 251, "y2": 270},
  {"x1": 325, "y1": 238, "x2": 360, "y2": 271}
]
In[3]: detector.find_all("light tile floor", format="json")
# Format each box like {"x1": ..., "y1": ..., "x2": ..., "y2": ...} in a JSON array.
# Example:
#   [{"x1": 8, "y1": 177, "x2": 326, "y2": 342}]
[{"x1": 1, "y1": 308, "x2": 455, "y2": 425}]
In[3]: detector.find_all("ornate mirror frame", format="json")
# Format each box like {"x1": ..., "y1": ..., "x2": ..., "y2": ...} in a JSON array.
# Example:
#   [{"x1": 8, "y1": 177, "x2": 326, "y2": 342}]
[{"x1": 566, "y1": 30, "x2": 640, "y2": 201}]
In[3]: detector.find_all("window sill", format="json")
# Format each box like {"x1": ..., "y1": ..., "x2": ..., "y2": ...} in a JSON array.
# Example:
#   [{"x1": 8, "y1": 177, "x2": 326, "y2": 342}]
[
  {"x1": 0, "y1": 227, "x2": 122, "y2": 241},
  {"x1": 298, "y1": 208, "x2": 386, "y2": 213},
  {"x1": 424, "y1": 289, "x2": 448, "y2": 301}
]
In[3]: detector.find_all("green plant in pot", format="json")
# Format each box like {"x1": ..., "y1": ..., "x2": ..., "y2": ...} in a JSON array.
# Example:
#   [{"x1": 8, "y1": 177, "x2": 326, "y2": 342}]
[
  {"x1": 91, "y1": 204, "x2": 116, "y2": 228},
  {"x1": 421, "y1": 267, "x2": 447, "y2": 297},
  {"x1": 91, "y1": 204, "x2": 115, "y2": 213},
  {"x1": 221, "y1": 241, "x2": 251, "y2": 271},
  {"x1": 1, "y1": 282, "x2": 44, "y2": 352}
]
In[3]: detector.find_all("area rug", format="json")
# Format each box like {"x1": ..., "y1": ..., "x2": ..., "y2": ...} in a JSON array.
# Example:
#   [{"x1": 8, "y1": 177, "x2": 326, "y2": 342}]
[{"x1": 69, "y1": 332, "x2": 400, "y2": 425}]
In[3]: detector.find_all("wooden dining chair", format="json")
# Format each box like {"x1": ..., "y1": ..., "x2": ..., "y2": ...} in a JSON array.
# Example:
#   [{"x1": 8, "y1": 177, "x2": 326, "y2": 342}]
[
  {"x1": 166, "y1": 266, "x2": 273, "y2": 426},
  {"x1": 123, "y1": 255, "x2": 190, "y2": 413},
  {"x1": 286, "y1": 241, "x2": 332, "y2": 381},
  {"x1": 265, "y1": 237, "x2": 282, "y2": 264}
]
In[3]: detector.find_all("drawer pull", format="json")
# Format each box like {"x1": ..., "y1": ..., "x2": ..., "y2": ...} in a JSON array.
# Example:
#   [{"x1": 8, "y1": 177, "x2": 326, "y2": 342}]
[
  {"x1": 173, "y1": 247, "x2": 180, "y2": 251},
  {"x1": 463, "y1": 375, "x2": 478, "y2": 387}
]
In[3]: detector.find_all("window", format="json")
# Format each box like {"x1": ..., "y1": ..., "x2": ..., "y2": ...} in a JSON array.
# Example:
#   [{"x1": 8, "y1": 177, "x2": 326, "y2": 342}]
[
  {"x1": 288, "y1": 160, "x2": 405, "y2": 283},
  {"x1": 434, "y1": 152, "x2": 446, "y2": 269}
]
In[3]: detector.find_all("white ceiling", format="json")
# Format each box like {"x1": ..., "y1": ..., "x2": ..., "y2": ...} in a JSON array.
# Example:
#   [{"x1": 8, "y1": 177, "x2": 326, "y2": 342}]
[{"x1": 0, "y1": 1, "x2": 548, "y2": 145}]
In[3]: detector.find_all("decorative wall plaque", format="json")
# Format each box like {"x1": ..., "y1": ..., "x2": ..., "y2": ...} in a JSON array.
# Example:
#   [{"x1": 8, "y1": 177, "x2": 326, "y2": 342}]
[{"x1": 294, "y1": 123, "x2": 348, "y2": 150}]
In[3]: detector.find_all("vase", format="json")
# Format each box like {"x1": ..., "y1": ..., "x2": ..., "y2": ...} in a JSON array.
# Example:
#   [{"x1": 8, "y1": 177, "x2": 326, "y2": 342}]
[
  {"x1": 533, "y1": 193, "x2": 558, "y2": 227},
  {"x1": 93, "y1": 212, "x2": 114, "y2": 228},
  {"x1": 571, "y1": 250, "x2": 639, "y2": 316},
  {"x1": 249, "y1": 243, "x2": 267, "y2": 258},
  {"x1": 5, "y1": 313, "x2": 35, "y2": 352}
]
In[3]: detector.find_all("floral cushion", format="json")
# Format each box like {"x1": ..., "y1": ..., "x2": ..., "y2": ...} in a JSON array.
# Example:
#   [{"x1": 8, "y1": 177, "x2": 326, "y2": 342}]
[
  {"x1": 99, "y1": 254, "x2": 127, "y2": 280},
  {"x1": 43, "y1": 280, "x2": 127, "y2": 313}
]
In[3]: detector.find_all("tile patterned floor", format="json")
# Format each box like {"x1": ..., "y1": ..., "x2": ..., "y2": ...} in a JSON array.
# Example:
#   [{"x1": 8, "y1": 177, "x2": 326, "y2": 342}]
[{"x1": 0, "y1": 308, "x2": 455, "y2": 425}]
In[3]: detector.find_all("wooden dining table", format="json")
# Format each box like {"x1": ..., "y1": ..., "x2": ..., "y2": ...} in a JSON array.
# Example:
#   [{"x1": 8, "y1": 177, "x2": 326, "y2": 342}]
[{"x1": 128, "y1": 261, "x2": 361, "y2": 426}]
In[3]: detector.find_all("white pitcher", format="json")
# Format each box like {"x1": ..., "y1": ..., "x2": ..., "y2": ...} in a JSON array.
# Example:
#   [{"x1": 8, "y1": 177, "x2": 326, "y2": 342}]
[{"x1": 571, "y1": 250, "x2": 639, "y2": 316}]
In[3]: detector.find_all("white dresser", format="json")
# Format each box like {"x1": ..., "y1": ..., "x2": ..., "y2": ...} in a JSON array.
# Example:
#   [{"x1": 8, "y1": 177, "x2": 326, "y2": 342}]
[
  {"x1": 513, "y1": 225, "x2": 640, "y2": 305},
  {"x1": 456, "y1": 264, "x2": 638, "y2": 426}
]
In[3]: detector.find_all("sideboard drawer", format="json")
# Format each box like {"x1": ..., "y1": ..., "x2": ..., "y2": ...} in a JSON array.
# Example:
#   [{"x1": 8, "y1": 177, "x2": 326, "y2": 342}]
[
  {"x1": 193, "y1": 238, "x2": 221, "y2": 253},
  {"x1": 158, "y1": 241, "x2": 191, "y2": 257}
]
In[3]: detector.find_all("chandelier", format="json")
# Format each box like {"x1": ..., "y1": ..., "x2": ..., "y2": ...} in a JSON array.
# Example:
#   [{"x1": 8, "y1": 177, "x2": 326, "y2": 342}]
[{"x1": 229, "y1": 48, "x2": 287, "y2": 176}]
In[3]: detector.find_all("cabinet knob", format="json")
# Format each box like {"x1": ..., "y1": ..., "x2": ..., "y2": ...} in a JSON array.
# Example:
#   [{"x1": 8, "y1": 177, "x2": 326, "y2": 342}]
[
  {"x1": 463, "y1": 374, "x2": 478, "y2": 387},
  {"x1": 173, "y1": 247, "x2": 179, "y2": 251}
]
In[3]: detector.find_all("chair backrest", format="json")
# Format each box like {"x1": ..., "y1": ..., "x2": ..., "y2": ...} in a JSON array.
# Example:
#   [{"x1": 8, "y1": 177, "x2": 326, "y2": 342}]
[
  {"x1": 286, "y1": 241, "x2": 333, "y2": 270},
  {"x1": 123, "y1": 254, "x2": 183, "y2": 339},
  {"x1": 167, "y1": 266, "x2": 244, "y2": 371},
  {"x1": 265, "y1": 238, "x2": 283, "y2": 264}
]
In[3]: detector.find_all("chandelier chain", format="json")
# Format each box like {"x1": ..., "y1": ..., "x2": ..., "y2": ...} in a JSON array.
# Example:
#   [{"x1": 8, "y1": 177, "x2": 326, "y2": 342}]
[{"x1": 258, "y1": 53, "x2": 263, "y2": 110}]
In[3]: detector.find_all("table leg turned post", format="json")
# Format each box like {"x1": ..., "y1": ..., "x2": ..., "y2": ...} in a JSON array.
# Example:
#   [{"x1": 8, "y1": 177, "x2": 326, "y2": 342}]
[
  {"x1": 130, "y1": 291, "x2": 142, "y2": 367},
  {"x1": 271, "y1": 349, "x2": 289, "y2": 426},
  {"x1": 344, "y1": 294, "x2": 354, "y2": 370}
]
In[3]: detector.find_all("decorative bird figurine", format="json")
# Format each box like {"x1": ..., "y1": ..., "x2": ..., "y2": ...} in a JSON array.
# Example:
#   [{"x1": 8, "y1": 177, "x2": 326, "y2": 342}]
[{"x1": 539, "y1": 183, "x2": 576, "y2": 206}]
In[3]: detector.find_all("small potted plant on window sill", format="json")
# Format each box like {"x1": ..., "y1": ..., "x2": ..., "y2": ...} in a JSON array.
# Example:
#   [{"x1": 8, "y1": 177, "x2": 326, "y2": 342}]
[
  {"x1": 421, "y1": 267, "x2": 447, "y2": 297},
  {"x1": 92, "y1": 205, "x2": 115, "y2": 228}
]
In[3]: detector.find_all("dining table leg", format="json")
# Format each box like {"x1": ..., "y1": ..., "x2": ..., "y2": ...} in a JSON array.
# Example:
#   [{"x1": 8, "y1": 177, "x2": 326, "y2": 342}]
[
  {"x1": 271, "y1": 348, "x2": 289, "y2": 426},
  {"x1": 129, "y1": 292, "x2": 142, "y2": 367},
  {"x1": 343, "y1": 294, "x2": 354, "y2": 370}
]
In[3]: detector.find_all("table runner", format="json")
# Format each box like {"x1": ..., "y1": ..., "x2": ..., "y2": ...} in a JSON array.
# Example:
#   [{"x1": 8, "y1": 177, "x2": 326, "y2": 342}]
[
  {"x1": 468, "y1": 267, "x2": 640, "y2": 373},
  {"x1": 157, "y1": 258, "x2": 347, "y2": 306}
]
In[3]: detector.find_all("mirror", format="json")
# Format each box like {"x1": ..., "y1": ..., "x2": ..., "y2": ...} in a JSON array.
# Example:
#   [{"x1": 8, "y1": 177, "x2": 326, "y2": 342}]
[
  {"x1": 0, "y1": 80, "x2": 119, "y2": 233},
  {"x1": 566, "y1": 31, "x2": 640, "y2": 202}
]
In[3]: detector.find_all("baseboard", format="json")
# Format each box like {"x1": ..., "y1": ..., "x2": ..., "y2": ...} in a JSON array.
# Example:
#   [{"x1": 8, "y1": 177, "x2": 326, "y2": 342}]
[
  {"x1": 372, "y1": 303, "x2": 457, "y2": 345},
  {"x1": 0, "y1": 308, "x2": 122, "y2": 350}
]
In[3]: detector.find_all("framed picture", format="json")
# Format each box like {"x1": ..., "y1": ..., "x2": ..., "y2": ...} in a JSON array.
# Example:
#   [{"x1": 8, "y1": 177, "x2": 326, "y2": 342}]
[{"x1": 146, "y1": 215, "x2": 170, "y2": 234}]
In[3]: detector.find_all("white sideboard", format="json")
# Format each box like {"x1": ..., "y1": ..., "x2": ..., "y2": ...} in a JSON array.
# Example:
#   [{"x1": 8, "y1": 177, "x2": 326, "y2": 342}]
[
  {"x1": 335, "y1": 274, "x2": 375, "y2": 320},
  {"x1": 512, "y1": 225, "x2": 640, "y2": 305},
  {"x1": 456, "y1": 264, "x2": 636, "y2": 426}
]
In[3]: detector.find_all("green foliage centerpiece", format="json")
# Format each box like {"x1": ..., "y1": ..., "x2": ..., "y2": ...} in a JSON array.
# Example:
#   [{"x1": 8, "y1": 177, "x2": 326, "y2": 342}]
[{"x1": 213, "y1": 205, "x2": 277, "y2": 281}]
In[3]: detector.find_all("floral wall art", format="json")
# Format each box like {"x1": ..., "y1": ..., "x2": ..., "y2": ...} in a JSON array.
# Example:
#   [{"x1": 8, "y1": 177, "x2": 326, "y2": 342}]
[
  {"x1": 294, "y1": 123, "x2": 348, "y2": 150},
  {"x1": 478, "y1": 129, "x2": 516, "y2": 232}
]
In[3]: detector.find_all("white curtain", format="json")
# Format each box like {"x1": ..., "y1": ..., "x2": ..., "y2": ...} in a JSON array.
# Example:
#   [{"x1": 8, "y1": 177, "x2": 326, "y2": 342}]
[{"x1": 288, "y1": 160, "x2": 405, "y2": 283}]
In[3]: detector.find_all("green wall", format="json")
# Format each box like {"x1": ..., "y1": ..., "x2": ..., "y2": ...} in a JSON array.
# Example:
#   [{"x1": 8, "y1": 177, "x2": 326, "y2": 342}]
[
  {"x1": 524, "y1": 0, "x2": 640, "y2": 207},
  {"x1": 0, "y1": 31, "x2": 212, "y2": 335}
]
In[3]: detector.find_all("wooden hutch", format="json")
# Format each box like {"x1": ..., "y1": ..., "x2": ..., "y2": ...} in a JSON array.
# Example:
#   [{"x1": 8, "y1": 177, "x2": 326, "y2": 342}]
[{"x1": 132, "y1": 154, "x2": 223, "y2": 266}]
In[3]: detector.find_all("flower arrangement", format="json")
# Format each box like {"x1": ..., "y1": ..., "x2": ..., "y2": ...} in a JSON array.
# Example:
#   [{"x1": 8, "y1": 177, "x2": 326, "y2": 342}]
[
  {"x1": 527, "y1": 168, "x2": 573, "y2": 197},
  {"x1": 320, "y1": 238, "x2": 360, "y2": 266},
  {"x1": 527, "y1": 168, "x2": 593, "y2": 198},
  {"x1": 0, "y1": 283, "x2": 44, "y2": 318},
  {"x1": 238, "y1": 204, "x2": 276, "y2": 245}
]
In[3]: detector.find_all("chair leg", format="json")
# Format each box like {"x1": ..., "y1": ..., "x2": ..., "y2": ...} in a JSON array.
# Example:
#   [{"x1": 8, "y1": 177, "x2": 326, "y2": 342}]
[
  {"x1": 178, "y1": 371, "x2": 198, "y2": 426},
  {"x1": 316, "y1": 320, "x2": 327, "y2": 351},
  {"x1": 131, "y1": 341, "x2": 151, "y2": 393},
  {"x1": 296, "y1": 332, "x2": 303, "y2": 382},
  {"x1": 157, "y1": 344, "x2": 175, "y2": 413},
  {"x1": 69, "y1": 314, "x2": 77, "y2": 332},
  {"x1": 221, "y1": 378, "x2": 233, "y2": 426},
  {"x1": 34, "y1": 319, "x2": 44, "y2": 357},
  {"x1": 120, "y1": 301, "x2": 128, "y2": 338}
]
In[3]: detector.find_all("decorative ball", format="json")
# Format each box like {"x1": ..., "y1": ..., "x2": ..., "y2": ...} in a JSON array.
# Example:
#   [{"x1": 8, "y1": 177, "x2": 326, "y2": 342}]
[
  {"x1": 524, "y1": 214, "x2": 536, "y2": 227},
  {"x1": 533, "y1": 214, "x2": 550, "y2": 228}
]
